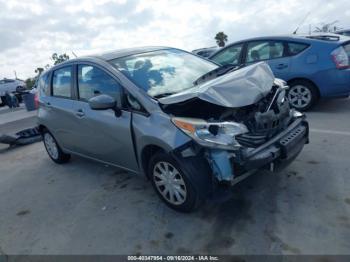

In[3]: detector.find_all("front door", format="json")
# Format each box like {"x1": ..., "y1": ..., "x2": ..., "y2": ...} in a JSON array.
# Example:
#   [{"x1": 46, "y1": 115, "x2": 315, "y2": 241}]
[{"x1": 69, "y1": 64, "x2": 138, "y2": 172}]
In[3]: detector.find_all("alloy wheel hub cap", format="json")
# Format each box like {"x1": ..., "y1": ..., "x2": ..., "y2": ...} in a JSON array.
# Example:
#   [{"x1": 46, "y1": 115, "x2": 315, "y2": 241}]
[
  {"x1": 288, "y1": 85, "x2": 312, "y2": 108},
  {"x1": 44, "y1": 133, "x2": 59, "y2": 159},
  {"x1": 153, "y1": 161, "x2": 187, "y2": 205}
]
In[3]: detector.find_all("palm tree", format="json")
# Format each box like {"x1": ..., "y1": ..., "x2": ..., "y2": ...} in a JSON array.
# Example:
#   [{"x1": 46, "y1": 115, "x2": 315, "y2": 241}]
[{"x1": 215, "y1": 32, "x2": 228, "y2": 47}]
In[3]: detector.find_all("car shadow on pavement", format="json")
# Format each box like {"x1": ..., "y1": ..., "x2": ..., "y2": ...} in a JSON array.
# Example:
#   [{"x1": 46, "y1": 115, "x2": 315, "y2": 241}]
[
  {"x1": 0, "y1": 144, "x2": 24, "y2": 154},
  {"x1": 153, "y1": 169, "x2": 286, "y2": 254}
]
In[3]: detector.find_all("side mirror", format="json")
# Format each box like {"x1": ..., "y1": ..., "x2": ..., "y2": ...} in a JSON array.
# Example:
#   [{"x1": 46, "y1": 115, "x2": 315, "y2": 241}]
[
  {"x1": 88, "y1": 94, "x2": 116, "y2": 110},
  {"x1": 88, "y1": 94, "x2": 122, "y2": 117}
]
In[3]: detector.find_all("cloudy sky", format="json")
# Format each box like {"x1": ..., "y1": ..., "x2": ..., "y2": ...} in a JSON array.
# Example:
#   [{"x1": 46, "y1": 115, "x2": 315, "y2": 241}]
[{"x1": 0, "y1": 0, "x2": 349, "y2": 79}]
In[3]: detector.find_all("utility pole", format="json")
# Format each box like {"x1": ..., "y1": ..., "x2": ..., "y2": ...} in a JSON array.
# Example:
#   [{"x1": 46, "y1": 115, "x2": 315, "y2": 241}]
[{"x1": 14, "y1": 70, "x2": 17, "y2": 79}]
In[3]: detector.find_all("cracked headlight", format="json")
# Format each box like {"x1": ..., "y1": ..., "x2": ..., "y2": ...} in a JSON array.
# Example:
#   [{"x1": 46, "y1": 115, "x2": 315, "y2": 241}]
[{"x1": 172, "y1": 117, "x2": 248, "y2": 150}]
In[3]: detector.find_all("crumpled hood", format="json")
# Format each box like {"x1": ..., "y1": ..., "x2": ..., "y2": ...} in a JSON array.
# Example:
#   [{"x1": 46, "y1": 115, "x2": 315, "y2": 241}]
[{"x1": 159, "y1": 62, "x2": 275, "y2": 108}]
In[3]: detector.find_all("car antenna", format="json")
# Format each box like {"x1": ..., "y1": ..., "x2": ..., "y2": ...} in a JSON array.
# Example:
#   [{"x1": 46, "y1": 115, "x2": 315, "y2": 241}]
[
  {"x1": 71, "y1": 51, "x2": 78, "y2": 58},
  {"x1": 293, "y1": 11, "x2": 311, "y2": 35}
]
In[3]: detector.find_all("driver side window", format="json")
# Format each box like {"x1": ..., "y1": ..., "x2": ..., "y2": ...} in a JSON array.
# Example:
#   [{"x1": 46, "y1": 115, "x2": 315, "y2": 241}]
[
  {"x1": 77, "y1": 64, "x2": 122, "y2": 106},
  {"x1": 211, "y1": 44, "x2": 243, "y2": 66}
]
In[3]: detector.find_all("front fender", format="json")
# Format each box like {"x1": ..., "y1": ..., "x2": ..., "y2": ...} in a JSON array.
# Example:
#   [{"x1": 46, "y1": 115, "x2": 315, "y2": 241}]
[{"x1": 132, "y1": 112, "x2": 192, "y2": 173}]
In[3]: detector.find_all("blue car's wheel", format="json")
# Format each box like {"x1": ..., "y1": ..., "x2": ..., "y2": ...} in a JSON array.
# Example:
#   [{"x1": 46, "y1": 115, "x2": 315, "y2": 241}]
[{"x1": 288, "y1": 80, "x2": 318, "y2": 111}]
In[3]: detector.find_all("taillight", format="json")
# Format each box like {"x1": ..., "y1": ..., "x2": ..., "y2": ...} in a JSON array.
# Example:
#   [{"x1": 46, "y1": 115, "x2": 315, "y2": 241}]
[{"x1": 331, "y1": 46, "x2": 349, "y2": 69}]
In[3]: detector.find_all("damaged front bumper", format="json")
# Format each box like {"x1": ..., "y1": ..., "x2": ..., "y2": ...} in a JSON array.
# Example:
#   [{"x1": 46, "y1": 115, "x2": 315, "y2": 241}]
[
  {"x1": 236, "y1": 117, "x2": 308, "y2": 174},
  {"x1": 173, "y1": 116, "x2": 309, "y2": 188},
  {"x1": 206, "y1": 117, "x2": 309, "y2": 185}
]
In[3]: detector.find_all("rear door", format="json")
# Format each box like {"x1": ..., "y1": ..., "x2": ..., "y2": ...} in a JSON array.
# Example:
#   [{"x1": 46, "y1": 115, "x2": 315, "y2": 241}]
[
  {"x1": 244, "y1": 40, "x2": 291, "y2": 79},
  {"x1": 69, "y1": 63, "x2": 138, "y2": 172},
  {"x1": 46, "y1": 66, "x2": 77, "y2": 150}
]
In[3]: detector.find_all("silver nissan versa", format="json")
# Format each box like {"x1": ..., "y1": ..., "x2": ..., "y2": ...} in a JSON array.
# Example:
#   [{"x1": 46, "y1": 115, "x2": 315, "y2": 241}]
[{"x1": 37, "y1": 47, "x2": 309, "y2": 212}]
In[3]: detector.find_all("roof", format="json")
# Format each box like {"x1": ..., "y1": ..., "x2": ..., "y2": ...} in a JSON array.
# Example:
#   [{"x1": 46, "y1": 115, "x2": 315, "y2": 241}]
[
  {"x1": 88, "y1": 46, "x2": 171, "y2": 61},
  {"x1": 227, "y1": 33, "x2": 350, "y2": 44},
  {"x1": 43, "y1": 46, "x2": 180, "y2": 73}
]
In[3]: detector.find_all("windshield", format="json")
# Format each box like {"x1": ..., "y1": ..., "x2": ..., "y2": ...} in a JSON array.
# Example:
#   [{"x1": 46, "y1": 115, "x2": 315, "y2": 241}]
[{"x1": 108, "y1": 49, "x2": 218, "y2": 98}]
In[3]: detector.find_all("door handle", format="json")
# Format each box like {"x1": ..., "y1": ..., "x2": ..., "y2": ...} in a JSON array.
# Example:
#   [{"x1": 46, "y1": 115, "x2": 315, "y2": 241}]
[
  {"x1": 276, "y1": 64, "x2": 288, "y2": 69},
  {"x1": 75, "y1": 109, "x2": 85, "y2": 117}
]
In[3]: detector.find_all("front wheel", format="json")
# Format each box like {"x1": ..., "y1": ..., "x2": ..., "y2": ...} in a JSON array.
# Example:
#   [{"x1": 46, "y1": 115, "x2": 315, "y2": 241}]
[
  {"x1": 287, "y1": 80, "x2": 319, "y2": 111},
  {"x1": 149, "y1": 152, "x2": 201, "y2": 212},
  {"x1": 43, "y1": 130, "x2": 70, "y2": 164}
]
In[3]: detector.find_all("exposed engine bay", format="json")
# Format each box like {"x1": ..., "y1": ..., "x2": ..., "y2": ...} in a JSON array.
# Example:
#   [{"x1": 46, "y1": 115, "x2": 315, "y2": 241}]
[
  {"x1": 161, "y1": 79, "x2": 307, "y2": 185},
  {"x1": 162, "y1": 81, "x2": 292, "y2": 148}
]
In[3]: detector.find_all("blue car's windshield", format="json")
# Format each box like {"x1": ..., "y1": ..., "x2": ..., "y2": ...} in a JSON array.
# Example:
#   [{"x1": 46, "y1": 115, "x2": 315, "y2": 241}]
[{"x1": 108, "y1": 49, "x2": 218, "y2": 98}]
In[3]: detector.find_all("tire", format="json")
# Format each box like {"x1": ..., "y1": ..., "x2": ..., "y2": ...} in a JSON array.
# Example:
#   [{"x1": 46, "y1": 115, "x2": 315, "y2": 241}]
[
  {"x1": 42, "y1": 130, "x2": 70, "y2": 164},
  {"x1": 148, "y1": 152, "x2": 203, "y2": 212},
  {"x1": 287, "y1": 80, "x2": 319, "y2": 111}
]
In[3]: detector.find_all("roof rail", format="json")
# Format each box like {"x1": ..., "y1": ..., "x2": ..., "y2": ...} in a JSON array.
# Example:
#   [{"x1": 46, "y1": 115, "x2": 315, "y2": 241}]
[{"x1": 305, "y1": 35, "x2": 340, "y2": 41}]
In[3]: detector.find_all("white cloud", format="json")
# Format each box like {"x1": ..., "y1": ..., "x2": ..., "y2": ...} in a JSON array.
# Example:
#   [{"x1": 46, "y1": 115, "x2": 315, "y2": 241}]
[{"x1": 0, "y1": 0, "x2": 349, "y2": 79}]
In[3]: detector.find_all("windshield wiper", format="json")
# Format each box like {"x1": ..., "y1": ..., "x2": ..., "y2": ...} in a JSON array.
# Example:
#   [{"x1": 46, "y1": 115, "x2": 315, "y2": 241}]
[{"x1": 193, "y1": 64, "x2": 242, "y2": 86}]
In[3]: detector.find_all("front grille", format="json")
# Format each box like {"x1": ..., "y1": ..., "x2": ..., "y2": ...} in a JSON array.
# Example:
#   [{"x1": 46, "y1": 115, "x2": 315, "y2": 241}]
[
  {"x1": 236, "y1": 133, "x2": 268, "y2": 147},
  {"x1": 236, "y1": 100, "x2": 291, "y2": 148}
]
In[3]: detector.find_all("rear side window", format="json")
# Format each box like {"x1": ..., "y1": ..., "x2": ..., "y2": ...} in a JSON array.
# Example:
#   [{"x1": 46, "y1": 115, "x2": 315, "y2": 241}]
[
  {"x1": 77, "y1": 65, "x2": 122, "y2": 106},
  {"x1": 211, "y1": 44, "x2": 243, "y2": 66},
  {"x1": 37, "y1": 74, "x2": 50, "y2": 96},
  {"x1": 288, "y1": 42, "x2": 309, "y2": 56},
  {"x1": 52, "y1": 67, "x2": 72, "y2": 98}
]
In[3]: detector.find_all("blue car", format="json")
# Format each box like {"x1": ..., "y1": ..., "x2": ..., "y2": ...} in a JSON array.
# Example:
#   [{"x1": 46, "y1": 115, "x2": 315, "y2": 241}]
[{"x1": 209, "y1": 34, "x2": 350, "y2": 110}]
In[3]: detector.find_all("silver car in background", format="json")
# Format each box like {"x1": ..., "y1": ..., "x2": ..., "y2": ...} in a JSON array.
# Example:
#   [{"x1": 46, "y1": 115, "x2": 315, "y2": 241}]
[
  {"x1": 37, "y1": 47, "x2": 309, "y2": 212},
  {"x1": 0, "y1": 78, "x2": 26, "y2": 106}
]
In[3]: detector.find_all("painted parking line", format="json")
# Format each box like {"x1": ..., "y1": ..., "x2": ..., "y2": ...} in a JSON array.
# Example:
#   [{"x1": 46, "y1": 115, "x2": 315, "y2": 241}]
[{"x1": 310, "y1": 128, "x2": 350, "y2": 136}]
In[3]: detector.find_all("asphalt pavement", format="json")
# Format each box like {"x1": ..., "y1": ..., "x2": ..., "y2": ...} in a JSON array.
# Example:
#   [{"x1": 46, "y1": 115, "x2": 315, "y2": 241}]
[{"x1": 0, "y1": 99, "x2": 349, "y2": 255}]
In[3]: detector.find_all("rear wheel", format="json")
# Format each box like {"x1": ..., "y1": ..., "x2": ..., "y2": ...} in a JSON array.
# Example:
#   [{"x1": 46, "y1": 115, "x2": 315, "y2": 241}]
[
  {"x1": 287, "y1": 80, "x2": 319, "y2": 111},
  {"x1": 42, "y1": 130, "x2": 70, "y2": 164},
  {"x1": 149, "y1": 152, "x2": 201, "y2": 212}
]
